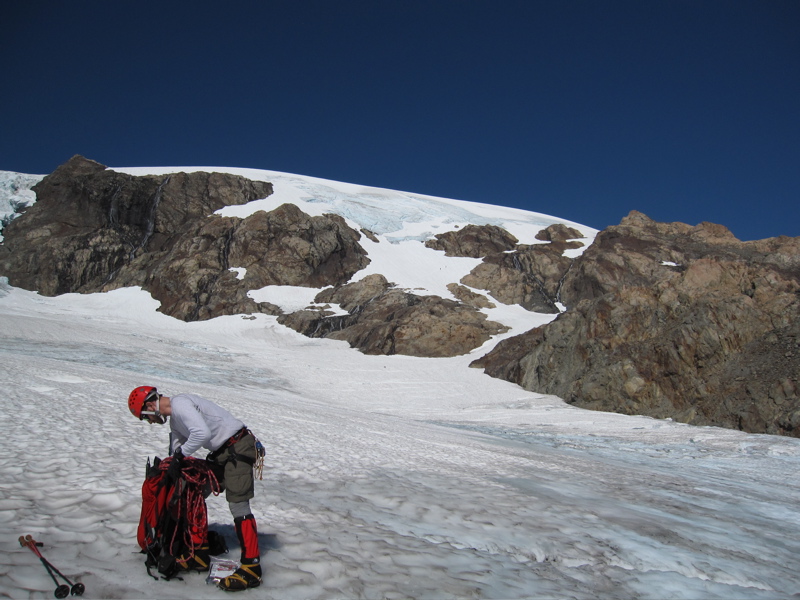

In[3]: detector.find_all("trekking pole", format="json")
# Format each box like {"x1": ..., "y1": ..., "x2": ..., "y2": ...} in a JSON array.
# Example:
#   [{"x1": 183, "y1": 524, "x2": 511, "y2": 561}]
[
  {"x1": 24, "y1": 535, "x2": 86, "y2": 597},
  {"x1": 19, "y1": 535, "x2": 85, "y2": 598},
  {"x1": 18, "y1": 536, "x2": 69, "y2": 598}
]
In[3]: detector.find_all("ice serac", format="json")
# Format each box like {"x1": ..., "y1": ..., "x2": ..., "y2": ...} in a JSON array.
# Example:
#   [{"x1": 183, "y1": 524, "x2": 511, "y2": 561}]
[{"x1": 472, "y1": 211, "x2": 800, "y2": 437}]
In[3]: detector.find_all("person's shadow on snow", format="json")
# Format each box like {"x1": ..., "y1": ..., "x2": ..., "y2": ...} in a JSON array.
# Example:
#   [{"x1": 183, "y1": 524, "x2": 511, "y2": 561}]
[{"x1": 209, "y1": 523, "x2": 280, "y2": 557}]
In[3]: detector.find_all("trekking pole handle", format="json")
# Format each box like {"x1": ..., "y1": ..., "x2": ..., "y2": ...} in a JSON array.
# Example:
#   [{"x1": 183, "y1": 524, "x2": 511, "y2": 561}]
[{"x1": 24, "y1": 534, "x2": 44, "y2": 547}]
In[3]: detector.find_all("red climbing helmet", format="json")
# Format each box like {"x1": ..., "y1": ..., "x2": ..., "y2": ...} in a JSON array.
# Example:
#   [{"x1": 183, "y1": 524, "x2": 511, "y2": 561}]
[{"x1": 128, "y1": 386, "x2": 159, "y2": 420}]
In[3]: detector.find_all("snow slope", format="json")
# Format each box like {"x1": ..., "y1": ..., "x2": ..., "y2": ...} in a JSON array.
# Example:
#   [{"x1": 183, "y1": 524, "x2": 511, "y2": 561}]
[{"x1": 1, "y1": 168, "x2": 799, "y2": 599}]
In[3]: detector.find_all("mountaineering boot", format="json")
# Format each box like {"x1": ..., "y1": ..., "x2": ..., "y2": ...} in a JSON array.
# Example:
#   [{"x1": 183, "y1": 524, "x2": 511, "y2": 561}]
[
  {"x1": 220, "y1": 562, "x2": 261, "y2": 591},
  {"x1": 219, "y1": 514, "x2": 262, "y2": 591},
  {"x1": 176, "y1": 545, "x2": 210, "y2": 572}
]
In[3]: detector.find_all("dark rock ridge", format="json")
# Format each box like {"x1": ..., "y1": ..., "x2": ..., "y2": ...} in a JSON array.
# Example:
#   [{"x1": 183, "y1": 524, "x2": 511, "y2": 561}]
[
  {"x1": 0, "y1": 156, "x2": 370, "y2": 320},
  {"x1": 278, "y1": 274, "x2": 509, "y2": 357},
  {"x1": 472, "y1": 211, "x2": 800, "y2": 437}
]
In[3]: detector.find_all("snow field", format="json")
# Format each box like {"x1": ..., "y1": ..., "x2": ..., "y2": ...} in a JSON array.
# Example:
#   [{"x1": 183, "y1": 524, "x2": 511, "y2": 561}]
[{"x1": 1, "y1": 284, "x2": 799, "y2": 599}]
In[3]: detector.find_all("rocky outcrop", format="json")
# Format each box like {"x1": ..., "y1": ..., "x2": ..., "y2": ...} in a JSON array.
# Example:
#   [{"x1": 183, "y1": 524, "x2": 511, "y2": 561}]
[
  {"x1": 535, "y1": 223, "x2": 584, "y2": 242},
  {"x1": 424, "y1": 223, "x2": 582, "y2": 314},
  {"x1": 447, "y1": 283, "x2": 496, "y2": 309},
  {"x1": 112, "y1": 203, "x2": 371, "y2": 321},
  {"x1": 461, "y1": 242, "x2": 580, "y2": 313},
  {"x1": 473, "y1": 211, "x2": 800, "y2": 437},
  {"x1": 425, "y1": 224, "x2": 518, "y2": 257},
  {"x1": 0, "y1": 155, "x2": 272, "y2": 295},
  {"x1": 0, "y1": 156, "x2": 370, "y2": 321},
  {"x1": 360, "y1": 228, "x2": 380, "y2": 243},
  {"x1": 279, "y1": 274, "x2": 509, "y2": 357}
]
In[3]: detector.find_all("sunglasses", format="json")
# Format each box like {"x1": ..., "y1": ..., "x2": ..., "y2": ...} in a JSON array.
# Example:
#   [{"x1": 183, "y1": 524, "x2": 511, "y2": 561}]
[{"x1": 139, "y1": 392, "x2": 161, "y2": 420}]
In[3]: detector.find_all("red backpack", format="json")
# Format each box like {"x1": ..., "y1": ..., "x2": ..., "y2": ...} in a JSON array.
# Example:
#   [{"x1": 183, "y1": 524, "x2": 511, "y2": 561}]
[{"x1": 137, "y1": 456, "x2": 222, "y2": 580}]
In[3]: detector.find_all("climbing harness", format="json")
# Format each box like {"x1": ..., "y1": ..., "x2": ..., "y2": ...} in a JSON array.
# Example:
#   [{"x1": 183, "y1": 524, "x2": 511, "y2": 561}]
[{"x1": 206, "y1": 427, "x2": 266, "y2": 480}]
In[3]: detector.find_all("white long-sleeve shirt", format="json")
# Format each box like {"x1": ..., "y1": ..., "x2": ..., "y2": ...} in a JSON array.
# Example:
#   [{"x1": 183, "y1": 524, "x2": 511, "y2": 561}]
[{"x1": 168, "y1": 393, "x2": 244, "y2": 457}]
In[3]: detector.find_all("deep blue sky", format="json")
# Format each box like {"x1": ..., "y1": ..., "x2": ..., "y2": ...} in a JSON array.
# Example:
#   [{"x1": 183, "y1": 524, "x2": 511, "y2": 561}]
[{"x1": 2, "y1": 1, "x2": 798, "y2": 240}]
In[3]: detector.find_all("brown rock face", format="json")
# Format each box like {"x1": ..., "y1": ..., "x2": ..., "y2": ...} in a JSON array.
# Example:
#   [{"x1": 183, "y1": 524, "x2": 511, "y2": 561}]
[
  {"x1": 461, "y1": 242, "x2": 579, "y2": 313},
  {"x1": 0, "y1": 156, "x2": 370, "y2": 321},
  {"x1": 447, "y1": 283, "x2": 496, "y2": 309},
  {"x1": 113, "y1": 204, "x2": 370, "y2": 321},
  {"x1": 424, "y1": 224, "x2": 518, "y2": 257},
  {"x1": 473, "y1": 211, "x2": 800, "y2": 437},
  {"x1": 424, "y1": 223, "x2": 581, "y2": 314},
  {"x1": 278, "y1": 274, "x2": 509, "y2": 357},
  {"x1": 0, "y1": 155, "x2": 273, "y2": 296},
  {"x1": 535, "y1": 223, "x2": 584, "y2": 242}
]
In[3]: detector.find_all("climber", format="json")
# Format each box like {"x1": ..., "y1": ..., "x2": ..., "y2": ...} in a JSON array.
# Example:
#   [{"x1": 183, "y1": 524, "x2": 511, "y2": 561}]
[{"x1": 128, "y1": 385, "x2": 262, "y2": 591}]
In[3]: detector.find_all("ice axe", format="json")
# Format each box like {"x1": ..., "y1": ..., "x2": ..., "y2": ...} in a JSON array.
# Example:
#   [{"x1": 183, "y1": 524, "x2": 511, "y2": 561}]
[{"x1": 18, "y1": 535, "x2": 85, "y2": 598}]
